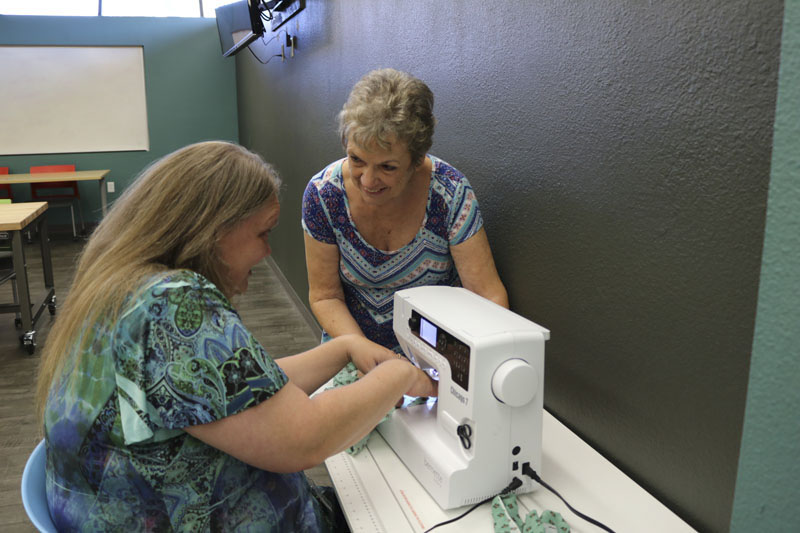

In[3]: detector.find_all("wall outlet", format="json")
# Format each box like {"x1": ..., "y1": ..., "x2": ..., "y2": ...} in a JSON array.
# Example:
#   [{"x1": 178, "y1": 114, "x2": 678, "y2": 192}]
[{"x1": 107, "y1": 181, "x2": 115, "y2": 193}]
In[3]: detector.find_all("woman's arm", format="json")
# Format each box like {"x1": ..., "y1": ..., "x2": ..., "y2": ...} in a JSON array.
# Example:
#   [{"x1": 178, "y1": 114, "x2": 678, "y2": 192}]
[
  {"x1": 304, "y1": 233, "x2": 365, "y2": 338},
  {"x1": 275, "y1": 334, "x2": 397, "y2": 395},
  {"x1": 184, "y1": 356, "x2": 436, "y2": 473},
  {"x1": 451, "y1": 227, "x2": 509, "y2": 308}
]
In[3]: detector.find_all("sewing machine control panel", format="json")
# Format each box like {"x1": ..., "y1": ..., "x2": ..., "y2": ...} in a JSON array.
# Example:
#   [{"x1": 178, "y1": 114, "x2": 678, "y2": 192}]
[{"x1": 409, "y1": 310, "x2": 471, "y2": 391}]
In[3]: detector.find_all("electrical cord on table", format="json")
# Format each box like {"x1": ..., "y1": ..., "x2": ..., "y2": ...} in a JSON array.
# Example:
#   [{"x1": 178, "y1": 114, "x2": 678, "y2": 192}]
[
  {"x1": 423, "y1": 477, "x2": 523, "y2": 533},
  {"x1": 521, "y1": 462, "x2": 616, "y2": 533}
]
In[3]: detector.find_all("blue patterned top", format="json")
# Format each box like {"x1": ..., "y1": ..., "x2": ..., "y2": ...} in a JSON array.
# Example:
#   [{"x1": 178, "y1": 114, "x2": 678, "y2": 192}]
[
  {"x1": 44, "y1": 271, "x2": 341, "y2": 532},
  {"x1": 302, "y1": 155, "x2": 483, "y2": 351}
]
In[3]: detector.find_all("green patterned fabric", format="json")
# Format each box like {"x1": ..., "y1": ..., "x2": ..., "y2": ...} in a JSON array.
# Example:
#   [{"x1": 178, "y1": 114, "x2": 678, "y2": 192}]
[
  {"x1": 491, "y1": 493, "x2": 570, "y2": 533},
  {"x1": 44, "y1": 270, "x2": 343, "y2": 532}
]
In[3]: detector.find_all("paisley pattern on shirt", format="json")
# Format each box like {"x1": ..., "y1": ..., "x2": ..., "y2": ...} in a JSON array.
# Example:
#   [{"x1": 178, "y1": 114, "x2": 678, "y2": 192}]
[
  {"x1": 302, "y1": 155, "x2": 483, "y2": 350},
  {"x1": 44, "y1": 270, "x2": 341, "y2": 532}
]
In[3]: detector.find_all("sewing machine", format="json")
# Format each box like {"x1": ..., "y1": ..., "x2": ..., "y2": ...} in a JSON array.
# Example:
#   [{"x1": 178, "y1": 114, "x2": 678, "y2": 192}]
[{"x1": 377, "y1": 286, "x2": 550, "y2": 510}]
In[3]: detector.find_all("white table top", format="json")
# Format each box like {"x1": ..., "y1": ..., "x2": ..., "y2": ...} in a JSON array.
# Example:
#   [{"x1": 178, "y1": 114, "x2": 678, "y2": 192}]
[
  {"x1": 0, "y1": 201, "x2": 48, "y2": 231},
  {"x1": 325, "y1": 407, "x2": 696, "y2": 532},
  {"x1": 0, "y1": 169, "x2": 109, "y2": 184}
]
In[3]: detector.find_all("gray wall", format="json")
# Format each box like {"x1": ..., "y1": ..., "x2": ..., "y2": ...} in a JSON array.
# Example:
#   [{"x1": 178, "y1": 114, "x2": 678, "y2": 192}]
[
  {"x1": 0, "y1": 15, "x2": 239, "y2": 226},
  {"x1": 235, "y1": 2, "x2": 783, "y2": 531}
]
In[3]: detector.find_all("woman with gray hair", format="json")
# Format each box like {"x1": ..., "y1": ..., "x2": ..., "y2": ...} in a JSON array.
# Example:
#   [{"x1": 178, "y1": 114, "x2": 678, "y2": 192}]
[
  {"x1": 37, "y1": 141, "x2": 435, "y2": 531},
  {"x1": 303, "y1": 68, "x2": 508, "y2": 352}
]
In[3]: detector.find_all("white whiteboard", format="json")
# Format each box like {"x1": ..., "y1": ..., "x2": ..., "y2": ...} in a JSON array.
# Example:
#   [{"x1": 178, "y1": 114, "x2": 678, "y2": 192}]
[{"x1": 0, "y1": 45, "x2": 149, "y2": 155}]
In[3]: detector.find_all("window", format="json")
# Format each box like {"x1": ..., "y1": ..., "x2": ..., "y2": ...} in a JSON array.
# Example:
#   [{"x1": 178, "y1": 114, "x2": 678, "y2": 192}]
[
  {"x1": 202, "y1": 0, "x2": 239, "y2": 18},
  {"x1": 102, "y1": 0, "x2": 201, "y2": 17},
  {"x1": 0, "y1": 0, "x2": 98, "y2": 16},
  {"x1": 0, "y1": 0, "x2": 239, "y2": 17}
]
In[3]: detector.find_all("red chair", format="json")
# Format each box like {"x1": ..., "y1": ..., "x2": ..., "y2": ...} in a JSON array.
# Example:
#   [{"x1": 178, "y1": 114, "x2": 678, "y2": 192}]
[
  {"x1": 0, "y1": 167, "x2": 11, "y2": 200},
  {"x1": 30, "y1": 164, "x2": 84, "y2": 239}
]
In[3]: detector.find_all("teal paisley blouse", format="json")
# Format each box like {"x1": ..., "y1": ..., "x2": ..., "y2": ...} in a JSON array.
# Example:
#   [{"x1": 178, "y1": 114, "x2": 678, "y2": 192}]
[{"x1": 44, "y1": 270, "x2": 342, "y2": 532}]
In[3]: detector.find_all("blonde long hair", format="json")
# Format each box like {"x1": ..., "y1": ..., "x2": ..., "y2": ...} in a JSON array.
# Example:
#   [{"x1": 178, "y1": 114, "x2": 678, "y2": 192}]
[{"x1": 35, "y1": 141, "x2": 281, "y2": 419}]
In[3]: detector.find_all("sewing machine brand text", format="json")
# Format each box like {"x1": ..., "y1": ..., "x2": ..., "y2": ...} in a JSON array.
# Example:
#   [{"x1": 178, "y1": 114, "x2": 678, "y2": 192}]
[
  {"x1": 450, "y1": 385, "x2": 469, "y2": 406},
  {"x1": 423, "y1": 456, "x2": 443, "y2": 486}
]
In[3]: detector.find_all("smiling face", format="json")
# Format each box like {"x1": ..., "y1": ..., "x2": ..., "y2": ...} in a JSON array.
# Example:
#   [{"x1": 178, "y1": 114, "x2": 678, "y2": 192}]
[
  {"x1": 345, "y1": 134, "x2": 420, "y2": 207},
  {"x1": 217, "y1": 196, "x2": 280, "y2": 297}
]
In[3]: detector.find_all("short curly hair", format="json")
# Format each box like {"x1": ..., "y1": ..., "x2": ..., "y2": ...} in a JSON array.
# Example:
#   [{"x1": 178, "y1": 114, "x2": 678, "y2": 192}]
[{"x1": 338, "y1": 68, "x2": 436, "y2": 166}]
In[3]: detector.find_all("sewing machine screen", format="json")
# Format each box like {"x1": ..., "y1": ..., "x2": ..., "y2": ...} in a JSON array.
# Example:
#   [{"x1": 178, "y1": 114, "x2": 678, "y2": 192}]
[
  {"x1": 409, "y1": 310, "x2": 471, "y2": 391},
  {"x1": 420, "y1": 317, "x2": 438, "y2": 347}
]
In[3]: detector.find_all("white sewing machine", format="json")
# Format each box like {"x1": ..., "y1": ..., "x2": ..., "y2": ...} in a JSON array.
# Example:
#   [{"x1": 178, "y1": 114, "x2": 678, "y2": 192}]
[{"x1": 377, "y1": 286, "x2": 550, "y2": 510}]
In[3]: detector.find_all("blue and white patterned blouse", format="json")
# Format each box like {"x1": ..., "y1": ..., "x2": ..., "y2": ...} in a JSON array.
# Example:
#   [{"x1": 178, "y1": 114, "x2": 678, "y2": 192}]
[
  {"x1": 44, "y1": 270, "x2": 342, "y2": 532},
  {"x1": 302, "y1": 155, "x2": 483, "y2": 351}
]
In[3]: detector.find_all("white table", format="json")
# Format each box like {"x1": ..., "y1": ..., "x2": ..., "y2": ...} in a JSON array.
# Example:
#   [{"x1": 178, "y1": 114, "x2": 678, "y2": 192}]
[
  {"x1": 0, "y1": 202, "x2": 56, "y2": 354},
  {"x1": 325, "y1": 408, "x2": 697, "y2": 532}
]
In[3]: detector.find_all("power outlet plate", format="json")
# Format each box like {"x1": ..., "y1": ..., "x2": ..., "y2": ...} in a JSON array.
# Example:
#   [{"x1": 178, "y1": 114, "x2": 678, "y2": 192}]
[{"x1": 107, "y1": 181, "x2": 115, "y2": 193}]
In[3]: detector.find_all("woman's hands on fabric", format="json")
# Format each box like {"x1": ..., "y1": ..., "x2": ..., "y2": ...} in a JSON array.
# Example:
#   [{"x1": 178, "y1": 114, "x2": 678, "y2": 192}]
[
  {"x1": 342, "y1": 334, "x2": 438, "y2": 398},
  {"x1": 342, "y1": 334, "x2": 398, "y2": 374},
  {"x1": 405, "y1": 364, "x2": 438, "y2": 398}
]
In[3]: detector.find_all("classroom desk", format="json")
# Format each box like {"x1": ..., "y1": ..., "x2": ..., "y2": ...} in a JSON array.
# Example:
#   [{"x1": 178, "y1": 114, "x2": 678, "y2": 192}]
[
  {"x1": 325, "y1": 405, "x2": 697, "y2": 533},
  {"x1": 0, "y1": 169, "x2": 111, "y2": 216},
  {"x1": 0, "y1": 202, "x2": 56, "y2": 354}
]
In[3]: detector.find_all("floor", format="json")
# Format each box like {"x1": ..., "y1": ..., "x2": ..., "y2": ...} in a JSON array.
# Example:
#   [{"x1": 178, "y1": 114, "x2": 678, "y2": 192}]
[{"x1": 0, "y1": 236, "x2": 328, "y2": 531}]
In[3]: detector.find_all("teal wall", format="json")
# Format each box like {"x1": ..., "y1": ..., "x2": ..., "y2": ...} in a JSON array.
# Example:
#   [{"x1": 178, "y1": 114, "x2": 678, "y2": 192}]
[
  {"x1": 730, "y1": 1, "x2": 800, "y2": 530},
  {"x1": 0, "y1": 15, "x2": 238, "y2": 226}
]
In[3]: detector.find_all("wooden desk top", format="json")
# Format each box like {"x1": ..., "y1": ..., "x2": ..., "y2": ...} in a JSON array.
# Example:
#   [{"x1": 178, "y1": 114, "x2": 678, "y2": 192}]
[
  {"x1": 0, "y1": 202, "x2": 49, "y2": 231},
  {"x1": 0, "y1": 169, "x2": 110, "y2": 184}
]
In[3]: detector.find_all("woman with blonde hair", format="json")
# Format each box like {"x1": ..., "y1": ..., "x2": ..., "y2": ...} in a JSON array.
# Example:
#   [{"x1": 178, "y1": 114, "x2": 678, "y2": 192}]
[
  {"x1": 303, "y1": 68, "x2": 508, "y2": 352},
  {"x1": 37, "y1": 141, "x2": 436, "y2": 531}
]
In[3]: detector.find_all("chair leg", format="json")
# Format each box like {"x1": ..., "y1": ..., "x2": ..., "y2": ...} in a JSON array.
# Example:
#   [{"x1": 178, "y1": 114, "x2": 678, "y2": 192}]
[
  {"x1": 11, "y1": 277, "x2": 21, "y2": 325},
  {"x1": 69, "y1": 205, "x2": 77, "y2": 239},
  {"x1": 76, "y1": 200, "x2": 85, "y2": 235}
]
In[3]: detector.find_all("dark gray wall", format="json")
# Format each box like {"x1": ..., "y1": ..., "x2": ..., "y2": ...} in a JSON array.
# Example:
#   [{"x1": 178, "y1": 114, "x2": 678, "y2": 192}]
[
  {"x1": 235, "y1": 2, "x2": 783, "y2": 531},
  {"x1": 0, "y1": 15, "x2": 239, "y2": 225}
]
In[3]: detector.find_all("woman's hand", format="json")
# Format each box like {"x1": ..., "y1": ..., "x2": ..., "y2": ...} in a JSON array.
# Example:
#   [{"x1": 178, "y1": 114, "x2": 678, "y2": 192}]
[
  {"x1": 340, "y1": 334, "x2": 438, "y2": 399},
  {"x1": 342, "y1": 334, "x2": 399, "y2": 374},
  {"x1": 404, "y1": 364, "x2": 439, "y2": 398}
]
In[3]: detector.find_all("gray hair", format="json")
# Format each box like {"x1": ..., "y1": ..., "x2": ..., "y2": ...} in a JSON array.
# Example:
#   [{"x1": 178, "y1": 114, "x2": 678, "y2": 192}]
[{"x1": 338, "y1": 68, "x2": 436, "y2": 166}]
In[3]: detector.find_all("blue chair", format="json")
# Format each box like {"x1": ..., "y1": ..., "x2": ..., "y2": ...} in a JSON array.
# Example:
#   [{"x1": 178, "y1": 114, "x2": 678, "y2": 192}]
[{"x1": 21, "y1": 439, "x2": 57, "y2": 532}]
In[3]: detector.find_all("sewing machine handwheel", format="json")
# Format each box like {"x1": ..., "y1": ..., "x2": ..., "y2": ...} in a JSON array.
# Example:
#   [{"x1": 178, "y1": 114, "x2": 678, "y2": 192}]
[{"x1": 492, "y1": 359, "x2": 538, "y2": 407}]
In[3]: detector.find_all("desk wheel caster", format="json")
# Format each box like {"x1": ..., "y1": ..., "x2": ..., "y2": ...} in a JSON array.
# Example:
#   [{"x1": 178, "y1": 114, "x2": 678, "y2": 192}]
[
  {"x1": 20, "y1": 331, "x2": 36, "y2": 355},
  {"x1": 48, "y1": 295, "x2": 57, "y2": 315}
]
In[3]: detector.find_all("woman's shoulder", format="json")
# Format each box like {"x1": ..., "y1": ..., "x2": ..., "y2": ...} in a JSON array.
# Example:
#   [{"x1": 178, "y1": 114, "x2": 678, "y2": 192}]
[
  {"x1": 142, "y1": 270, "x2": 216, "y2": 292},
  {"x1": 308, "y1": 158, "x2": 347, "y2": 189},
  {"x1": 428, "y1": 155, "x2": 472, "y2": 195},
  {"x1": 131, "y1": 270, "x2": 231, "y2": 311}
]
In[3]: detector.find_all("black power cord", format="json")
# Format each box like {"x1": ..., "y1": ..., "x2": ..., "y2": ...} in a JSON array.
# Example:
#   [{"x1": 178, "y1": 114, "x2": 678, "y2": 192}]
[
  {"x1": 521, "y1": 462, "x2": 616, "y2": 533},
  {"x1": 423, "y1": 477, "x2": 523, "y2": 533}
]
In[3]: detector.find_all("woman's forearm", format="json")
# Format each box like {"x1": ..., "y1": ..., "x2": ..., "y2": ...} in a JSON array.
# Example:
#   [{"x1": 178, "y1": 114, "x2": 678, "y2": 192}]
[
  {"x1": 310, "y1": 297, "x2": 364, "y2": 338},
  {"x1": 185, "y1": 358, "x2": 421, "y2": 473},
  {"x1": 307, "y1": 360, "x2": 418, "y2": 458},
  {"x1": 276, "y1": 336, "x2": 351, "y2": 393}
]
